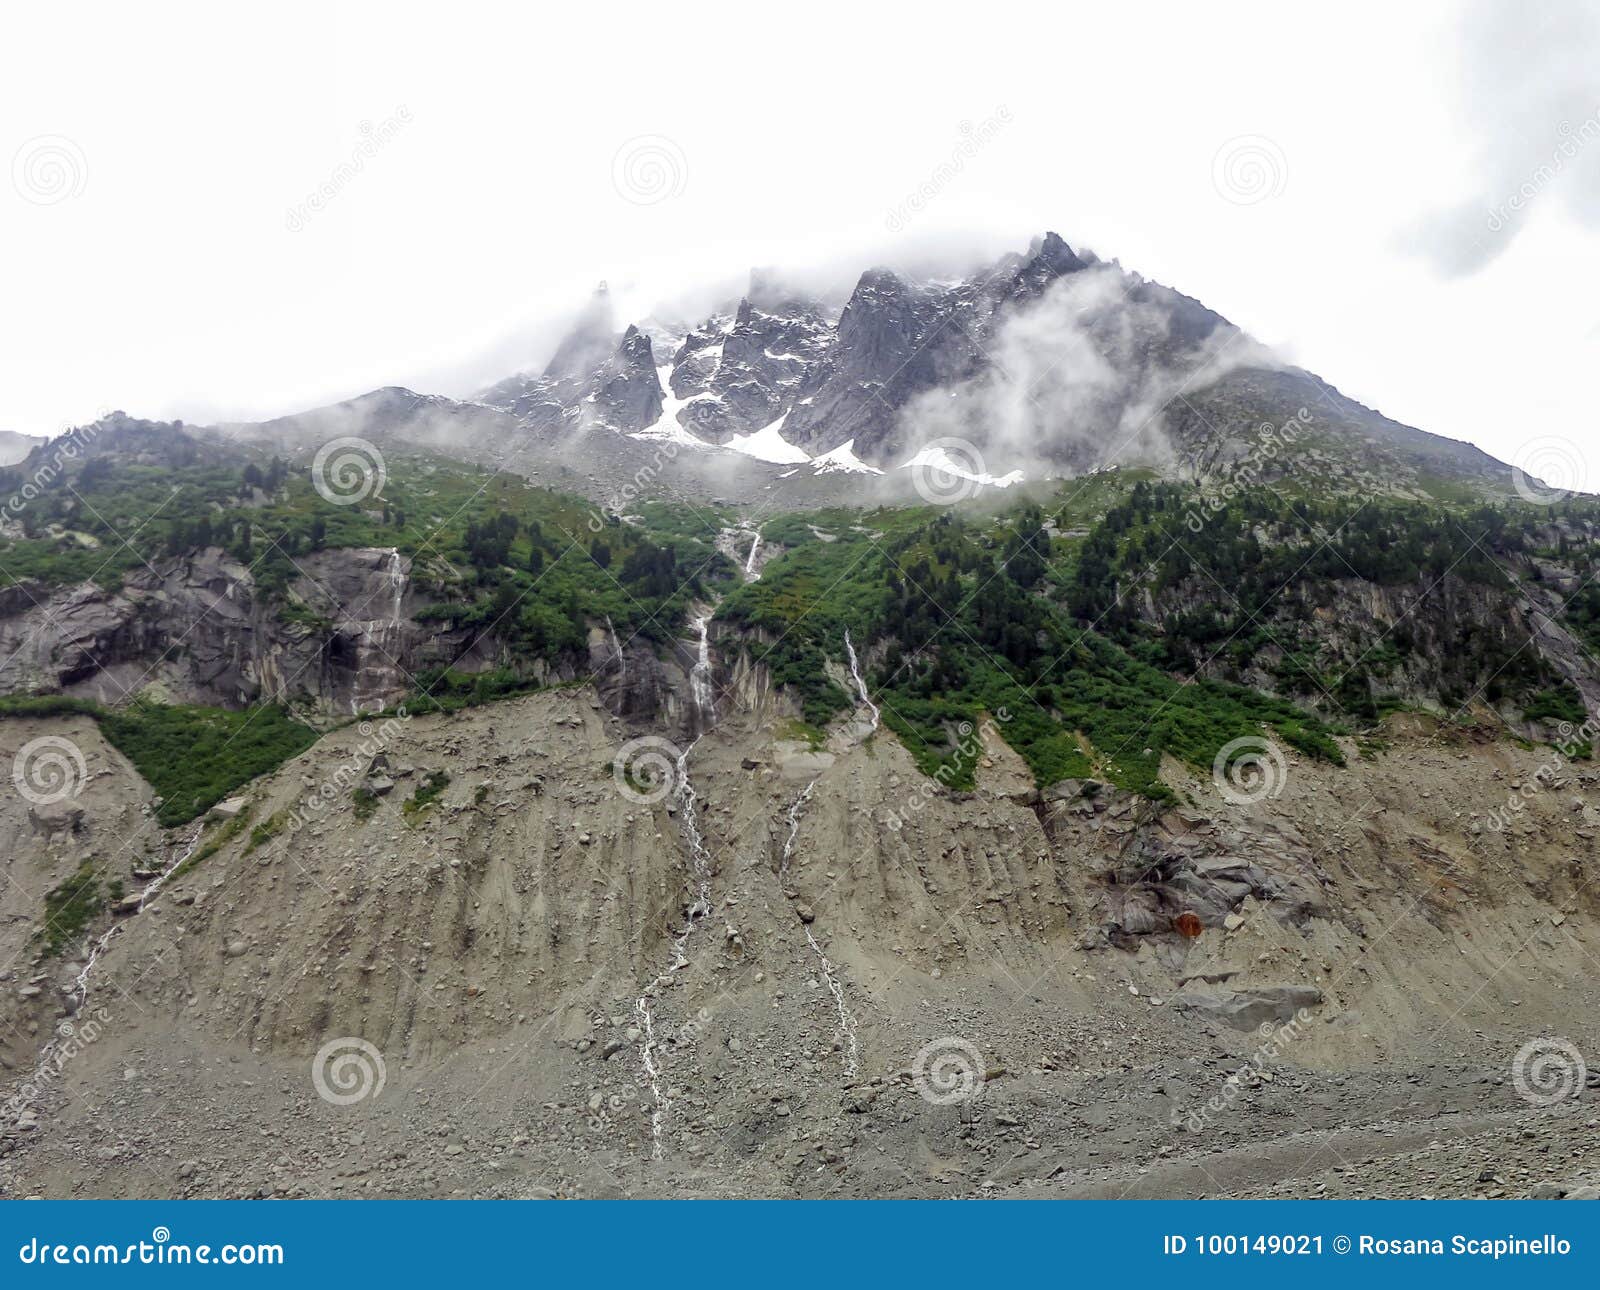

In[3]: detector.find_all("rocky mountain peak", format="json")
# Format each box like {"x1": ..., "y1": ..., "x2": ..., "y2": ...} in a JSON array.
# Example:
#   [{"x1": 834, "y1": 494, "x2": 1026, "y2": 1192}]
[
  {"x1": 542, "y1": 286, "x2": 618, "y2": 381},
  {"x1": 460, "y1": 231, "x2": 1528, "y2": 494}
]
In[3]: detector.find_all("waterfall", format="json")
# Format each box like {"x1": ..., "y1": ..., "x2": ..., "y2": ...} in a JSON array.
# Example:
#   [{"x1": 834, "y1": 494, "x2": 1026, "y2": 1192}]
[
  {"x1": 744, "y1": 532, "x2": 761, "y2": 580},
  {"x1": 633, "y1": 606, "x2": 724, "y2": 1158},
  {"x1": 605, "y1": 614, "x2": 625, "y2": 681},
  {"x1": 688, "y1": 612, "x2": 715, "y2": 727},
  {"x1": 771, "y1": 639, "x2": 879, "y2": 1081},
  {"x1": 780, "y1": 778, "x2": 862, "y2": 1080},
  {"x1": 778, "y1": 780, "x2": 815, "y2": 890},
  {"x1": 350, "y1": 549, "x2": 408, "y2": 715},
  {"x1": 844, "y1": 628, "x2": 879, "y2": 733},
  {"x1": 71, "y1": 824, "x2": 203, "y2": 1012},
  {"x1": 806, "y1": 927, "x2": 860, "y2": 1078},
  {"x1": 635, "y1": 737, "x2": 715, "y2": 1159},
  {"x1": 386, "y1": 547, "x2": 406, "y2": 624}
]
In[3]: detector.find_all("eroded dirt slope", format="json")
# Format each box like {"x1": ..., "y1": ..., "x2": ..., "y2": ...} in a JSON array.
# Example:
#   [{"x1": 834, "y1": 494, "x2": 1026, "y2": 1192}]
[{"x1": 1, "y1": 689, "x2": 1598, "y2": 1199}]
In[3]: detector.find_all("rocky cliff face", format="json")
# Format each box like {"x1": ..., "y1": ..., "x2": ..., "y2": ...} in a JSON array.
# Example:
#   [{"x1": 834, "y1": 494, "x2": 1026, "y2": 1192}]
[
  {"x1": 0, "y1": 547, "x2": 435, "y2": 716},
  {"x1": 668, "y1": 295, "x2": 833, "y2": 444},
  {"x1": 1139, "y1": 560, "x2": 1589, "y2": 736},
  {"x1": 477, "y1": 286, "x2": 667, "y2": 436}
]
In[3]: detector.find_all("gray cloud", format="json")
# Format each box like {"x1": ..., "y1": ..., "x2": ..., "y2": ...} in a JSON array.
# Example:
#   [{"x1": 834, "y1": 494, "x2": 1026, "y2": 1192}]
[
  {"x1": 895, "y1": 265, "x2": 1275, "y2": 479},
  {"x1": 1409, "y1": 0, "x2": 1600, "y2": 276}
]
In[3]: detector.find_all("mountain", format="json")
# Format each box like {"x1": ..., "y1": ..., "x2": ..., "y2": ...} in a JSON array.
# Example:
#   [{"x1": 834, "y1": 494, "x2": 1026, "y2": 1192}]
[
  {"x1": 467, "y1": 232, "x2": 1525, "y2": 503},
  {"x1": 0, "y1": 430, "x2": 46, "y2": 467},
  {"x1": 3, "y1": 234, "x2": 1600, "y2": 1202}
]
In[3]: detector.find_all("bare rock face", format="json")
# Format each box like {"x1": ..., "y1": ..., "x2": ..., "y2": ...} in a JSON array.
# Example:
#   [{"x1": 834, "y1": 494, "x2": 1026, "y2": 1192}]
[
  {"x1": 588, "y1": 625, "x2": 670, "y2": 721},
  {"x1": 477, "y1": 291, "x2": 666, "y2": 436},
  {"x1": 584, "y1": 327, "x2": 663, "y2": 432},
  {"x1": 0, "y1": 546, "x2": 435, "y2": 716},
  {"x1": 669, "y1": 293, "x2": 833, "y2": 443}
]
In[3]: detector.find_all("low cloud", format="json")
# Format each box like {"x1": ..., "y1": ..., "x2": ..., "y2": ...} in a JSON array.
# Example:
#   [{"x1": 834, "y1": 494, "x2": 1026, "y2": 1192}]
[
  {"x1": 894, "y1": 265, "x2": 1274, "y2": 479},
  {"x1": 1408, "y1": 0, "x2": 1600, "y2": 276}
]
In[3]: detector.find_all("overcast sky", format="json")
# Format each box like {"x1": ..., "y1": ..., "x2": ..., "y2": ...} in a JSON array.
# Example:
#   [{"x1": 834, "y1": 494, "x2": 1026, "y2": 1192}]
[{"x1": 3, "y1": 0, "x2": 1596, "y2": 488}]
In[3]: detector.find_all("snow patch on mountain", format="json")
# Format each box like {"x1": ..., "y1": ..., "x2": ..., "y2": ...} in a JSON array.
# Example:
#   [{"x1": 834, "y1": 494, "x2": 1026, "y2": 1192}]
[
  {"x1": 630, "y1": 366, "x2": 711, "y2": 448},
  {"x1": 724, "y1": 414, "x2": 812, "y2": 465},
  {"x1": 811, "y1": 439, "x2": 882, "y2": 475},
  {"x1": 897, "y1": 442, "x2": 1025, "y2": 489}
]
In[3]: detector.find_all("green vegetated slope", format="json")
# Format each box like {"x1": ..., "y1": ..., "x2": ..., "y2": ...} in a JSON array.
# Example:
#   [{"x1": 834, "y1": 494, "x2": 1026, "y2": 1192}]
[
  {"x1": 0, "y1": 424, "x2": 739, "y2": 818},
  {"x1": 0, "y1": 695, "x2": 320, "y2": 825},
  {"x1": 0, "y1": 421, "x2": 735, "y2": 674},
  {"x1": 722, "y1": 480, "x2": 1600, "y2": 798},
  {"x1": 721, "y1": 491, "x2": 1341, "y2": 799},
  {"x1": 5, "y1": 417, "x2": 1598, "y2": 816},
  {"x1": 1067, "y1": 483, "x2": 1590, "y2": 725}
]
